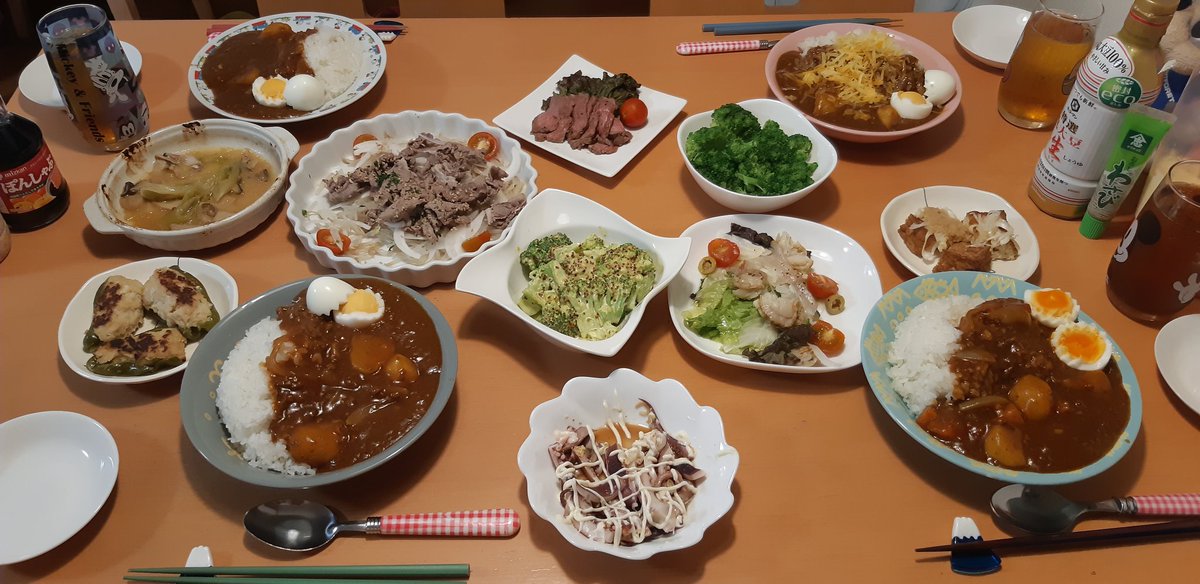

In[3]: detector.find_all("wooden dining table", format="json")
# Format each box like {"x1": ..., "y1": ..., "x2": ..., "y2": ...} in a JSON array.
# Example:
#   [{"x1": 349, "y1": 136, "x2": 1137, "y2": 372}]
[{"x1": 3, "y1": 12, "x2": 1199, "y2": 583}]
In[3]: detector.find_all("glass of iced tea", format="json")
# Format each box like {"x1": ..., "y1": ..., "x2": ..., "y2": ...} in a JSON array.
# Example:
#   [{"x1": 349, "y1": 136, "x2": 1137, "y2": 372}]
[
  {"x1": 1107, "y1": 160, "x2": 1200, "y2": 322},
  {"x1": 998, "y1": 0, "x2": 1102, "y2": 130}
]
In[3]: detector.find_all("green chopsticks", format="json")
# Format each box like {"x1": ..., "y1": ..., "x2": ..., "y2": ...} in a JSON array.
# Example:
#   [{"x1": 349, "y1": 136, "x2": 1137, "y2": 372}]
[{"x1": 125, "y1": 563, "x2": 470, "y2": 582}]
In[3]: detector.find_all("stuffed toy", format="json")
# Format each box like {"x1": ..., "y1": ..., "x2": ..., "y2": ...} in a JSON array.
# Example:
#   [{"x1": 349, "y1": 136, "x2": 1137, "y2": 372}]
[{"x1": 1155, "y1": 0, "x2": 1200, "y2": 108}]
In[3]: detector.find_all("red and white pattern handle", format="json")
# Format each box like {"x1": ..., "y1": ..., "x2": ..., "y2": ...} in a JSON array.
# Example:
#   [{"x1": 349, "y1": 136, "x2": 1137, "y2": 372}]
[
  {"x1": 1131, "y1": 495, "x2": 1200, "y2": 516},
  {"x1": 375, "y1": 509, "x2": 519, "y2": 537},
  {"x1": 676, "y1": 40, "x2": 767, "y2": 55}
]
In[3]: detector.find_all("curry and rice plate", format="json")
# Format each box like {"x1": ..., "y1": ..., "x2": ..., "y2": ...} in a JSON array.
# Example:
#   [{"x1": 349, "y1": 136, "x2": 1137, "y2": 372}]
[{"x1": 216, "y1": 277, "x2": 442, "y2": 475}]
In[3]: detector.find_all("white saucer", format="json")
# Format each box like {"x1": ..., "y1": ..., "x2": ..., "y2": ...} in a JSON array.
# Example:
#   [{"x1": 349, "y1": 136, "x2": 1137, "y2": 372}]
[
  {"x1": 952, "y1": 5, "x2": 1030, "y2": 69},
  {"x1": 1155, "y1": 314, "x2": 1200, "y2": 415},
  {"x1": 0, "y1": 411, "x2": 119, "y2": 565},
  {"x1": 18, "y1": 41, "x2": 143, "y2": 109}
]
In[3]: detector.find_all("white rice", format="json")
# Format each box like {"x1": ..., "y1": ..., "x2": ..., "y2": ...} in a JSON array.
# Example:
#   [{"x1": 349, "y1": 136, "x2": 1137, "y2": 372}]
[
  {"x1": 795, "y1": 31, "x2": 840, "y2": 54},
  {"x1": 303, "y1": 29, "x2": 362, "y2": 101},
  {"x1": 215, "y1": 318, "x2": 314, "y2": 475},
  {"x1": 887, "y1": 295, "x2": 984, "y2": 414}
]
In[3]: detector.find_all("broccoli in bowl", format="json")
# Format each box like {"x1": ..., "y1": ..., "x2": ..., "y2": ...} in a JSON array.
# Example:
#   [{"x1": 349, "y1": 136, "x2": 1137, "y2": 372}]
[
  {"x1": 516, "y1": 233, "x2": 659, "y2": 341},
  {"x1": 684, "y1": 103, "x2": 818, "y2": 197}
]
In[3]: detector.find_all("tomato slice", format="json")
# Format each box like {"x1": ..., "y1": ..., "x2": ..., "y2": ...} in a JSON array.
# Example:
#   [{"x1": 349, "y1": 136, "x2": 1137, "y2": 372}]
[
  {"x1": 316, "y1": 228, "x2": 351, "y2": 256},
  {"x1": 619, "y1": 97, "x2": 648, "y2": 129},
  {"x1": 806, "y1": 273, "x2": 839, "y2": 299},
  {"x1": 707, "y1": 238, "x2": 740, "y2": 268},
  {"x1": 811, "y1": 320, "x2": 845, "y2": 355},
  {"x1": 462, "y1": 231, "x2": 492, "y2": 253},
  {"x1": 467, "y1": 132, "x2": 500, "y2": 160}
]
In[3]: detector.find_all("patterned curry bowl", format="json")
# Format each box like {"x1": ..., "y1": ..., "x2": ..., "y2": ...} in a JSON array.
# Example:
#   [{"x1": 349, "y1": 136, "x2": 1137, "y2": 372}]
[{"x1": 860, "y1": 272, "x2": 1142, "y2": 485}]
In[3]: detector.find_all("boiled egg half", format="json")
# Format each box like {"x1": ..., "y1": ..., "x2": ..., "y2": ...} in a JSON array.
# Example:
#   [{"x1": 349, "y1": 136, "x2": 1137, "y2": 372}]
[
  {"x1": 1051, "y1": 322, "x2": 1112, "y2": 371},
  {"x1": 924, "y1": 70, "x2": 956, "y2": 107},
  {"x1": 251, "y1": 75, "x2": 288, "y2": 107},
  {"x1": 1024, "y1": 288, "x2": 1079, "y2": 328},
  {"x1": 283, "y1": 74, "x2": 327, "y2": 111},
  {"x1": 890, "y1": 91, "x2": 933, "y2": 120},
  {"x1": 305, "y1": 276, "x2": 385, "y2": 328}
]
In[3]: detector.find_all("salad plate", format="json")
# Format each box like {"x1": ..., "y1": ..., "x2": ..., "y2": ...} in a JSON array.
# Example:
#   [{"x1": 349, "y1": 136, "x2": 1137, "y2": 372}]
[
  {"x1": 667, "y1": 214, "x2": 882, "y2": 373},
  {"x1": 492, "y1": 54, "x2": 687, "y2": 178}
]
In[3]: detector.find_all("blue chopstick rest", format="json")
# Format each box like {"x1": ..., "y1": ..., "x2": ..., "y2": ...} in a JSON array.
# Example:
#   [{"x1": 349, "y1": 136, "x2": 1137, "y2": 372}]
[{"x1": 949, "y1": 517, "x2": 1001, "y2": 576}]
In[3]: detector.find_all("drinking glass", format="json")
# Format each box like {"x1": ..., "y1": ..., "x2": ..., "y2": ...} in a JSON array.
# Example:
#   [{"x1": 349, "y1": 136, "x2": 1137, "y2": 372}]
[
  {"x1": 998, "y1": 0, "x2": 1103, "y2": 130},
  {"x1": 1107, "y1": 160, "x2": 1200, "y2": 322}
]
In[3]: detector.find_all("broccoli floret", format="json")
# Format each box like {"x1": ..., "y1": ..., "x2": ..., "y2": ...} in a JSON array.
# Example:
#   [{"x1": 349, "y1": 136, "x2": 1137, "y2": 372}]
[
  {"x1": 534, "y1": 305, "x2": 580, "y2": 337},
  {"x1": 519, "y1": 233, "x2": 572, "y2": 274},
  {"x1": 684, "y1": 104, "x2": 818, "y2": 196}
]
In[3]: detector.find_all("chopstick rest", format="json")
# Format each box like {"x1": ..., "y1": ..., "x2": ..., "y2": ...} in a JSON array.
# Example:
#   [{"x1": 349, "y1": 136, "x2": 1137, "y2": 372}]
[{"x1": 949, "y1": 517, "x2": 1001, "y2": 575}]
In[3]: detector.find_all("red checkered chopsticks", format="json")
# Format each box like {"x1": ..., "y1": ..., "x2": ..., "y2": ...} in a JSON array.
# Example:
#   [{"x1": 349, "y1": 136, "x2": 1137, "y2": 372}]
[
  {"x1": 376, "y1": 509, "x2": 519, "y2": 537},
  {"x1": 676, "y1": 40, "x2": 777, "y2": 55},
  {"x1": 1132, "y1": 494, "x2": 1200, "y2": 515}
]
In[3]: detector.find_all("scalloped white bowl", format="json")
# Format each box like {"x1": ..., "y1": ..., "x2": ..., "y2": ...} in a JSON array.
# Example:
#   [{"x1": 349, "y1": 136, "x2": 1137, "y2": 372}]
[
  {"x1": 516, "y1": 368, "x2": 739, "y2": 559},
  {"x1": 455, "y1": 189, "x2": 690, "y2": 357},
  {"x1": 285, "y1": 111, "x2": 539, "y2": 287}
]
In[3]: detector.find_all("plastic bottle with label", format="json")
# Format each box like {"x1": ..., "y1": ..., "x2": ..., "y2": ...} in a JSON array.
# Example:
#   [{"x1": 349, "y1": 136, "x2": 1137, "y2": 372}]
[
  {"x1": 0, "y1": 98, "x2": 69, "y2": 232},
  {"x1": 1028, "y1": 0, "x2": 1178, "y2": 219}
]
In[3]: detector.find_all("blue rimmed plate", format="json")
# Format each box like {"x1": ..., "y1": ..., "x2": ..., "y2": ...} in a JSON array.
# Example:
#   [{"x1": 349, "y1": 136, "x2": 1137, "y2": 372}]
[
  {"x1": 188, "y1": 12, "x2": 386, "y2": 124},
  {"x1": 860, "y1": 272, "x2": 1141, "y2": 485}
]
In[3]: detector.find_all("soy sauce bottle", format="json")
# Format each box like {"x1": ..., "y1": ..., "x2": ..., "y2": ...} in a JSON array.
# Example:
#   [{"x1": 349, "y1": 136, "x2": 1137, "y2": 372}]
[{"x1": 0, "y1": 99, "x2": 69, "y2": 232}]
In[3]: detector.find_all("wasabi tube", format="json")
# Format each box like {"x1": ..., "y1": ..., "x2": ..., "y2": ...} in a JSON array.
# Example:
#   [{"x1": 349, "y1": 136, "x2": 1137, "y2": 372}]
[{"x1": 1080, "y1": 104, "x2": 1176, "y2": 239}]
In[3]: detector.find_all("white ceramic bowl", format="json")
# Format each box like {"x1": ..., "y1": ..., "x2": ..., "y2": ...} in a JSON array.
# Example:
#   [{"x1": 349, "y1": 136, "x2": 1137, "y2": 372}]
[
  {"x1": 516, "y1": 368, "x2": 738, "y2": 560},
  {"x1": 880, "y1": 185, "x2": 1041, "y2": 280},
  {"x1": 455, "y1": 189, "x2": 690, "y2": 357},
  {"x1": 285, "y1": 111, "x2": 539, "y2": 287},
  {"x1": 57, "y1": 257, "x2": 238, "y2": 384},
  {"x1": 0, "y1": 411, "x2": 118, "y2": 565},
  {"x1": 667, "y1": 214, "x2": 882, "y2": 373},
  {"x1": 83, "y1": 119, "x2": 300, "y2": 251},
  {"x1": 952, "y1": 4, "x2": 1031, "y2": 69},
  {"x1": 1156, "y1": 314, "x2": 1200, "y2": 416},
  {"x1": 677, "y1": 98, "x2": 836, "y2": 213}
]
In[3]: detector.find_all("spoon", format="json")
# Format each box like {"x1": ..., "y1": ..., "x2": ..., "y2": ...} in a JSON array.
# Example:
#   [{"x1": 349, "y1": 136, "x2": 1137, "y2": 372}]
[
  {"x1": 991, "y1": 484, "x2": 1200, "y2": 534},
  {"x1": 244, "y1": 500, "x2": 519, "y2": 552}
]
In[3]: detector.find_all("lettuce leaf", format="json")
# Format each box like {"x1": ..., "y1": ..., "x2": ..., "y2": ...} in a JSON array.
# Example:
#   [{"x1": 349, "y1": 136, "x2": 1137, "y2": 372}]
[{"x1": 684, "y1": 274, "x2": 763, "y2": 348}]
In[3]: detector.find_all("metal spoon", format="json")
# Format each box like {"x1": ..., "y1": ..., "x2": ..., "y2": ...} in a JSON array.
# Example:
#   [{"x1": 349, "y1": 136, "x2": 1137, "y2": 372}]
[
  {"x1": 244, "y1": 500, "x2": 519, "y2": 552},
  {"x1": 991, "y1": 484, "x2": 1200, "y2": 534}
]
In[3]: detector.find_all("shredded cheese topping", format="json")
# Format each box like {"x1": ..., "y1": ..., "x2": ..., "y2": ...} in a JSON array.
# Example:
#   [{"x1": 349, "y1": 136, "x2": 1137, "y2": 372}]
[{"x1": 787, "y1": 31, "x2": 908, "y2": 106}]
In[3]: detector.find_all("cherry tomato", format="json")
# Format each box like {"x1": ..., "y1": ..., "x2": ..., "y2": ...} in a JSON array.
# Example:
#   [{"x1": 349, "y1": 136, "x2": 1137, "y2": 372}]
[
  {"x1": 619, "y1": 98, "x2": 648, "y2": 129},
  {"x1": 353, "y1": 134, "x2": 377, "y2": 147},
  {"x1": 707, "y1": 238, "x2": 740, "y2": 268},
  {"x1": 467, "y1": 132, "x2": 500, "y2": 160},
  {"x1": 462, "y1": 231, "x2": 492, "y2": 253},
  {"x1": 806, "y1": 273, "x2": 839, "y2": 299},
  {"x1": 316, "y1": 228, "x2": 351, "y2": 256},
  {"x1": 811, "y1": 320, "x2": 845, "y2": 355}
]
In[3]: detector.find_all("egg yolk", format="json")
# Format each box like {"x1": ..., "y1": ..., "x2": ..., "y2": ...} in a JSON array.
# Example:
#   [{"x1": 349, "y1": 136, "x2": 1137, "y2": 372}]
[
  {"x1": 340, "y1": 289, "x2": 380, "y2": 314},
  {"x1": 1058, "y1": 329, "x2": 1105, "y2": 363},
  {"x1": 898, "y1": 91, "x2": 928, "y2": 105},
  {"x1": 1032, "y1": 289, "x2": 1072, "y2": 315},
  {"x1": 259, "y1": 77, "x2": 286, "y2": 99}
]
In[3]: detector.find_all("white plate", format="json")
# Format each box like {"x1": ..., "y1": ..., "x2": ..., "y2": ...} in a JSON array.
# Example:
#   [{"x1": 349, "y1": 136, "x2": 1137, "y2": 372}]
[
  {"x1": 188, "y1": 12, "x2": 386, "y2": 124},
  {"x1": 952, "y1": 4, "x2": 1030, "y2": 69},
  {"x1": 1156, "y1": 314, "x2": 1200, "y2": 416},
  {"x1": 667, "y1": 214, "x2": 882, "y2": 373},
  {"x1": 456, "y1": 189, "x2": 691, "y2": 357},
  {"x1": 516, "y1": 368, "x2": 738, "y2": 560},
  {"x1": 57, "y1": 257, "x2": 238, "y2": 384},
  {"x1": 492, "y1": 54, "x2": 687, "y2": 178},
  {"x1": 0, "y1": 411, "x2": 118, "y2": 565},
  {"x1": 880, "y1": 185, "x2": 1040, "y2": 281},
  {"x1": 19, "y1": 41, "x2": 142, "y2": 109}
]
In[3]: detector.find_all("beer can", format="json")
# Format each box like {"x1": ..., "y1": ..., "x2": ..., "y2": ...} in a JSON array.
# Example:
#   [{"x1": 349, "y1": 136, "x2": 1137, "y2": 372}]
[{"x1": 36, "y1": 4, "x2": 149, "y2": 151}]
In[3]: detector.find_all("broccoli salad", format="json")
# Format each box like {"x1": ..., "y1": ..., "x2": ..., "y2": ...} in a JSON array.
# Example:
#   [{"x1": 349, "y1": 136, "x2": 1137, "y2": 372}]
[
  {"x1": 517, "y1": 233, "x2": 659, "y2": 341},
  {"x1": 683, "y1": 224, "x2": 846, "y2": 366},
  {"x1": 684, "y1": 103, "x2": 818, "y2": 196}
]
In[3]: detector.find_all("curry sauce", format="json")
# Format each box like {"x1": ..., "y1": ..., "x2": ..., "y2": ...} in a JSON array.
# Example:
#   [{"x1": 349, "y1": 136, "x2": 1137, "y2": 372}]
[{"x1": 200, "y1": 24, "x2": 316, "y2": 120}]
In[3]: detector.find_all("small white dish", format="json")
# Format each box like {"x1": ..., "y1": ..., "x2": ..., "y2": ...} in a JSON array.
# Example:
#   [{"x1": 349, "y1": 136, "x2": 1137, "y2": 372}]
[
  {"x1": 492, "y1": 54, "x2": 687, "y2": 178},
  {"x1": 1156, "y1": 314, "x2": 1200, "y2": 416},
  {"x1": 952, "y1": 4, "x2": 1031, "y2": 69},
  {"x1": 676, "y1": 98, "x2": 836, "y2": 213},
  {"x1": 880, "y1": 185, "x2": 1040, "y2": 281},
  {"x1": 284, "y1": 110, "x2": 538, "y2": 287},
  {"x1": 19, "y1": 41, "x2": 142, "y2": 109},
  {"x1": 57, "y1": 257, "x2": 238, "y2": 384},
  {"x1": 456, "y1": 189, "x2": 690, "y2": 357},
  {"x1": 667, "y1": 214, "x2": 882, "y2": 373},
  {"x1": 516, "y1": 368, "x2": 738, "y2": 560},
  {"x1": 0, "y1": 411, "x2": 118, "y2": 565}
]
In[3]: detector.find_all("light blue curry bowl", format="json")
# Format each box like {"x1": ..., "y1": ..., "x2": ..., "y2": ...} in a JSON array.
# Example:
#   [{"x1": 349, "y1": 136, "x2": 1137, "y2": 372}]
[{"x1": 860, "y1": 272, "x2": 1141, "y2": 485}]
